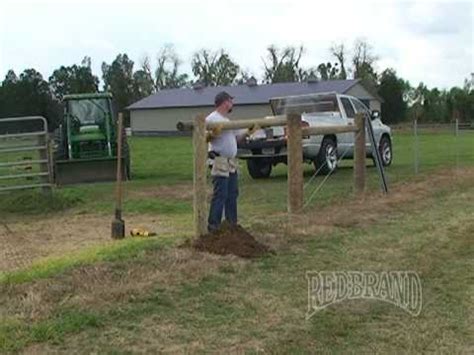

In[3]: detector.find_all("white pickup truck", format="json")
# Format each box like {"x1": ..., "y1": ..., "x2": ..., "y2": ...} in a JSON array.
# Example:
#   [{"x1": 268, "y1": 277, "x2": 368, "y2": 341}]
[{"x1": 237, "y1": 92, "x2": 393, "y2": 179}]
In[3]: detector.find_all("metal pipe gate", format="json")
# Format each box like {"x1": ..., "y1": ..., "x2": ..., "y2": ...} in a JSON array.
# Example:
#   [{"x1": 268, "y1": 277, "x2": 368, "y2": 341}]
[{"x1": 0, "y1": 116, "x2": 53, "y2": 193}]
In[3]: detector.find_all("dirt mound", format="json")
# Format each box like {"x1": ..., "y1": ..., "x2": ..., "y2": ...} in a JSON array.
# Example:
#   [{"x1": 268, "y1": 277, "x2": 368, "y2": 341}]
[{"x1": 192, "y1": 223, "x2": 270, "y2": 258}]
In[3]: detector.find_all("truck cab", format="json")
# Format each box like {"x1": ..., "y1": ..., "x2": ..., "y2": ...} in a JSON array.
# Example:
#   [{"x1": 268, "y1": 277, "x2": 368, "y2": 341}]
[{"x1": 237, "y1": 92, "x2": 392, "y2": 179}]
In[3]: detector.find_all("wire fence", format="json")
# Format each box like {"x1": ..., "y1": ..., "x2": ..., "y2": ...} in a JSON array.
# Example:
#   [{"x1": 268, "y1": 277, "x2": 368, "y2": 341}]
[
  {"x1": 392, "y1": 120, "x2": 474, "y2": 180},
  {"x1": 238, "y1": 120, "x2": 474, "y2": 225}
]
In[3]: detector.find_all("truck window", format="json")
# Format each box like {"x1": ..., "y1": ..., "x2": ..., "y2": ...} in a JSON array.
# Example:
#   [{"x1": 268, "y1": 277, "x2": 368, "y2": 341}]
[
  {"x1": 351, "y1": 98, "x2": 370, "y2": 114},
  {"x1": 340, "y1": 97, "x2": 356, "y2": 118}
]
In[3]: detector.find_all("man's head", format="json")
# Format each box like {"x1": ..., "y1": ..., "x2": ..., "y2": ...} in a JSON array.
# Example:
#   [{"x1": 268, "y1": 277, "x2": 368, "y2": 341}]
[{"x1": 214, "y1": 91, "x2": 234, "y2": 113}]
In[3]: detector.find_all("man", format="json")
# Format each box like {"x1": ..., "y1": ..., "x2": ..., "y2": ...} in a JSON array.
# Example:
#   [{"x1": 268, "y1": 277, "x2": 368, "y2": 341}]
[{"x1": 206, "y1": 91, "x2": 258, "y2": 232}]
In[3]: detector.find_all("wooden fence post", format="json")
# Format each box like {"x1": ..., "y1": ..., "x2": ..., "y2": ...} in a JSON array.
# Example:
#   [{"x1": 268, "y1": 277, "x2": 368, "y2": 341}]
[
  {"x1": 354, "y1": 113, "x2": 366, "y2": 194},
  {"x1": 287, "y1": 113, "x2": 303, "y2": 215},
  {"x1": 193, "y1": 114, "x2": 208, "y2": 237}
]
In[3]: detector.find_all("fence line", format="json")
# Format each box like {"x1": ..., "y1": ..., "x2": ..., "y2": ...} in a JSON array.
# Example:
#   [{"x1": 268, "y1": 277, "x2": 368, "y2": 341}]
[{"x1": 179, "y1": 113, "x2": 367, "y2": 237}]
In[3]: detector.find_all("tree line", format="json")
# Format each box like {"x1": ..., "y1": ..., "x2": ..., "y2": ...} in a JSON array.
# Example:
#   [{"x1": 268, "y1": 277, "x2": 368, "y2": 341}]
[{"x1": 0, "y1": 39, "x2": 472, "y2": 130}]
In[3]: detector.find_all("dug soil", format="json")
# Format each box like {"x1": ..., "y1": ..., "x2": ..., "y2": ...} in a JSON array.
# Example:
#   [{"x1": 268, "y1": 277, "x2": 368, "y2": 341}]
[{"x1": 192, "y1": 223, "x2": 270, "y2": 258}]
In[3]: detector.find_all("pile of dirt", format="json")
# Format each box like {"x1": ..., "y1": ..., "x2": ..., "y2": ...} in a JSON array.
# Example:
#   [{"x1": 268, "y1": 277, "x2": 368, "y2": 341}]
[{"x1": 192, "y1": 223, "x2": 270, "y2": 258}]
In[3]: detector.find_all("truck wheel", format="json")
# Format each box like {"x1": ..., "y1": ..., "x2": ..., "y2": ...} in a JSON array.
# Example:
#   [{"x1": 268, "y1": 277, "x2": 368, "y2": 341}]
[
  {"x1": 373, "y1": 136, "x2": 392, "y2": 167},
  {"x1": 314, "y1": 137, "x2": 338, "y2": 175},
  {"x1": 247, "y1": 158, "x2": 272, "y2": 179},
  {"x1": 378, "y1": 135, "x2": 392, "y2": 167}
]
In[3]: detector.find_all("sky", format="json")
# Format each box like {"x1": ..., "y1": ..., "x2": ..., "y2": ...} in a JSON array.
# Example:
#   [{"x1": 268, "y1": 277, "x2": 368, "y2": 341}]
[{"x1": 0, "y1": 0, "x2": 472, "y2": 89}]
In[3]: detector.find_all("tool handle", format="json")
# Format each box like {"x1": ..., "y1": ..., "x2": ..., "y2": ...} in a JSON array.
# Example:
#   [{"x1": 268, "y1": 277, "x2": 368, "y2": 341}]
[{"x1": 115, "y1": 113, "x2": 124, "y2": 215}]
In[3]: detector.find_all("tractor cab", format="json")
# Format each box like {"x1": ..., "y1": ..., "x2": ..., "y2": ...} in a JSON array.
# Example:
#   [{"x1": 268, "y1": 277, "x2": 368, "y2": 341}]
[
  {"x1": 54, "y1": 93, "x2": 130, "y2": 185},
  {"x1": 63, "y1": 93, "x2": 115, "y2": 159}
]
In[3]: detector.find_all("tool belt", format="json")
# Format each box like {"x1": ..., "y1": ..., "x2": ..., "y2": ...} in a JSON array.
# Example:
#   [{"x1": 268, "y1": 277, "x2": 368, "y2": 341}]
[
  {"x1": 208, "y1": 150, "x2": 220, "y2": 159},
  {"x1": 208, "y1": 151, "x2": 238, "y2": 177}
]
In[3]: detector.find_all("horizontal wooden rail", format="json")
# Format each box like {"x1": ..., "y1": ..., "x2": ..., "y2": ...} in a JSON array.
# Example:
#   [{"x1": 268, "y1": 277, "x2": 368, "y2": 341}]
[
  {"x1": 177, "y1": 115, "x2": 288, "y2": 131},
  {"x1": 302, "y1": 125, "x2": 358, "y2": 136}
]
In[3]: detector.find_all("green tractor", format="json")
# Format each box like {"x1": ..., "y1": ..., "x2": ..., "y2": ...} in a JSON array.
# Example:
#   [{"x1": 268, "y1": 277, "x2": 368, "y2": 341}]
[{"x1": 54, "y1": 93, "x2": 131, "y2": 185}]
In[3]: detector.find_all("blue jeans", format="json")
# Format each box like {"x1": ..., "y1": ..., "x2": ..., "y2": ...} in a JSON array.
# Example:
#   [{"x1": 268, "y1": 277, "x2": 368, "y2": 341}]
[{"x1": 208, "y1": 172, "x2": 239, "y2": 232}]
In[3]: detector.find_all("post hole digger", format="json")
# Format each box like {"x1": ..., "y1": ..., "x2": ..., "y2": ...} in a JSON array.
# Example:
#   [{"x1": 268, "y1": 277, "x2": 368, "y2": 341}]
[
  {"x1": 111, "y1": 113, "x2": 125, "y2": 239},
  {"x1": 110, "y1": 113, "x2": 156, "y2": 239}
]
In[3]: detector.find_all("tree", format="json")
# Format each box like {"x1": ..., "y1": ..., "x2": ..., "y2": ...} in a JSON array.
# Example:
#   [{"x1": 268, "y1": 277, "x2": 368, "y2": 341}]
[
  {"x1": 406, "y1": 82, "x2": 429, "y2": 121},
  {"x1": 447, "y1": 84, "x2": 474, "y2": 122},
  {"x1": 0, "y1": 69, "x2": 61, "y2": 129},
  {"x1": 3, "y1": 70, "x2": 18, "y2": 85},
  {"x1": 262, "y1": 45, "x2": 306, "y2": 83},
  {"x1": 102, "y1": 54, "x2": 135, "y2": 117},
  {"x1": 352, "y1": 38, "x2": 378, "y2": 86},
  {"x1": 422, "y1": 88, "x2": 448, "y2": 122},
  {"x1": 0, "y1": 70, "x2": 20, "y2": 116},
  {"x1": 154, "y1": 45, "x2": 189, "y2": 90},
  {"x1": 234, "y1": 70, "x2": 253, "y2": 85},
  {"x1": 378, "y1": 68, "x2": 408, "y2": 123},
  {"x1": 191, "y1": 49, "x2": 240, "y2": 86},
  {"x1": 330, "y1": 43, "x2": 348, "y2": 79},
  {"x1": 317, "y1": 62, "x2": 340, "y2": 81},
  {"x1": 49, "y1": 57, "x2": 99, "y2": 99},
  {"x1": 132, "y1": 69, "x2": 155, "y2": 99}
]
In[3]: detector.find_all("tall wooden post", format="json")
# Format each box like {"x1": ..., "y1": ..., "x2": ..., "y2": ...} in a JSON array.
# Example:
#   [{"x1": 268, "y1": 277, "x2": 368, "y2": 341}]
[
  {"x1": 111, "y1": 113, "x2": 125, "y2": 239},
  {"x1": 414, "y1": 117, "x2": 419, "y2": 174},
  {"x1": 193, "y1": 114, "x2": 208, "y2": 237},
  {"x1": 354, "y1": 113, "x2": 366, "y2": 194},
  {"x1": 287, "y1": 113, "x2": 303, "y2": 215}
]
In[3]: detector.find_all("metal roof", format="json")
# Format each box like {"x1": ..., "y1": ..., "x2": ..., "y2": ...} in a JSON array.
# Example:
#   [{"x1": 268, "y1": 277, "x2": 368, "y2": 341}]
[
  {"x1": 63, "y1": 92, "x2": 113, "y2": 100},
  {"x1": 127, "y1": 80, "x2": 370, "y2": 110}
]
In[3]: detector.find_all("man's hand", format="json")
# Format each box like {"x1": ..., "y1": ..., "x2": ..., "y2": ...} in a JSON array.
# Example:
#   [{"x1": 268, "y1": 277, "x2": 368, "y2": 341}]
[
  {"x1": 206, "y1": 124, "x2": 224, "y2": 142},
  {"x1": 247, "y1": 123, "x2": 260, "y2": 136},
  {"x1": 211, "y1": 124, "x2": 223, "y2": 136}
]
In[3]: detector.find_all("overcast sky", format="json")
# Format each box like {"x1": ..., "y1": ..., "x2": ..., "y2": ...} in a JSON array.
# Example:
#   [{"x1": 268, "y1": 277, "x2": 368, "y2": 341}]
[{"x1": 0, "y1": 0, "x2": 472, "y2": 89}]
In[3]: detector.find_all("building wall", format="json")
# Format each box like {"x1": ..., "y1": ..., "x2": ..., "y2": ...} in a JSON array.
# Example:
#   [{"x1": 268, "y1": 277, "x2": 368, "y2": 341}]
[
  {"x1": 346, "y1": 84, "x2": 381, "y2": 111},
  {"x1": 130, "y1": 84, "x2": 382, "y2": 135},
  {"x1": 131, "y1": 104, "x2": 272, "y2": 136}
]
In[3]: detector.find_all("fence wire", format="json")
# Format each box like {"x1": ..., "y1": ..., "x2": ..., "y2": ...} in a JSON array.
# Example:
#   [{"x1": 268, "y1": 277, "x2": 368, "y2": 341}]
[{"x1": 232, "y1": 120, "x2": 473, "y2": 227}]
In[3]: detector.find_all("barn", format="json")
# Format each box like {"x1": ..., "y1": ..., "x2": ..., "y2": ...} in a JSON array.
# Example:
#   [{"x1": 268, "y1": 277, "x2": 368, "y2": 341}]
[{"x1": 127, "y1": 79, "x2": 383, "y2": 136}]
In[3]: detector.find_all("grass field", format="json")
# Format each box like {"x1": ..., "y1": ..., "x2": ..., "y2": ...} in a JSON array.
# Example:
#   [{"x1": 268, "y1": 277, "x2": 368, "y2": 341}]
[{"x1": 0, "y1": 130, "x2": 473, "y2": 353}]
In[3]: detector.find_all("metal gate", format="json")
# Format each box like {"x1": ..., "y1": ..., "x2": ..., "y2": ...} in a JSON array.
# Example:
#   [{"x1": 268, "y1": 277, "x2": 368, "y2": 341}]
[{"x1": 0, "y1": 116, "x2": 53, "y2": 192}]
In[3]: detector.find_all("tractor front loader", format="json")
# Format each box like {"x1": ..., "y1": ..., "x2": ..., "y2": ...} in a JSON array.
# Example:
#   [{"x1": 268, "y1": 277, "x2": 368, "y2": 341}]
[{"x1": 54, "y1": 93, "x2": 130, "y2": 185}]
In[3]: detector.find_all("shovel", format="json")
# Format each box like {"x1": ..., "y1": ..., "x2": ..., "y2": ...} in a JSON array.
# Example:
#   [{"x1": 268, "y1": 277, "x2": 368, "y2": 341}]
[{"x1": 111, "y1": 113, "x2": 125, "y2": 239}]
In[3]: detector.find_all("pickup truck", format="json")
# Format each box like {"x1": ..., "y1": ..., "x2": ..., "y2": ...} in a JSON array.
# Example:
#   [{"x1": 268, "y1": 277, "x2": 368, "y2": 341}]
[{"x1": 237, "y1": 92, "x2": 392, "y2": 179}]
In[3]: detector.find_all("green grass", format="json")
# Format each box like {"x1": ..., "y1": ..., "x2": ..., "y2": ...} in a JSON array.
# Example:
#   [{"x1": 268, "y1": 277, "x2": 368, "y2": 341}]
[
  {"x1": 0, "y1": 310, "x2": 103, "y2": 352},
  {"x1": 0, "y1": 129, "x2": 472, "y2": 352},
  {"x1": 129, "y1": 136, "x2": 193, "y2": 183},
  {"x1": 1, "y1": 179, "x2": 472, "y2": 352},
  {"x1": 0, "y1": 189, "x2": 82, "y2": 214},
  {"x1": 1, "y1": 130, "x2": 472, "y2": 217},
  {"x1": 0, "y1": 236, "x2": 169, "y2": 285}
]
